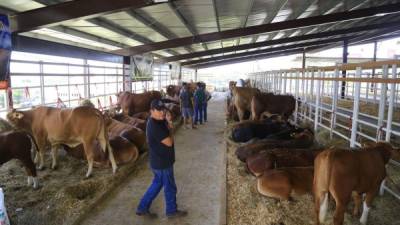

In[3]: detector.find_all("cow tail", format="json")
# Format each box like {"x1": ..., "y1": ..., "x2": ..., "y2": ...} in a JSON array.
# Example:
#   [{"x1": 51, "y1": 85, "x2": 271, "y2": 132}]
[
  {"x1": 99, "y1": 116, "x2": 117, "y2": 173},
  {"x1": 25, "y1": 132, "x2": 40, "y2": 160}
]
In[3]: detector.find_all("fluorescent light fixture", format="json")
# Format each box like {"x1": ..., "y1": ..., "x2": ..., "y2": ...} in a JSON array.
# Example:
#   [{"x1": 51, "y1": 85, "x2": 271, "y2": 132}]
[
  {"x1": 375, "y1": 13, "x2": 388, "y2": 16},
  {"x1": 153, "y1": 0, "x2": 169, "y2": 3}
]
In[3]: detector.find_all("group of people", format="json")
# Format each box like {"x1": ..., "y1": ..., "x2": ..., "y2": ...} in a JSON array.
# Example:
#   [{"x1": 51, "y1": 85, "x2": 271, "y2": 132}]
[{"x1": 179, "y1": 82, "x2": 211, "y2": 129}]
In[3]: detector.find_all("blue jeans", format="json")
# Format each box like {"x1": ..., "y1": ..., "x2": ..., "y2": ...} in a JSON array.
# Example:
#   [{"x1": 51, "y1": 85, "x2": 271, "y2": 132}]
[
  {"x1": 137, "y1": 166, "x2": 177, "y2": 215},
  {"x1": 202, "y1": 103, "x2": 208, "y2": 122},
  {"x1": 194, "y1": 103, "x2": 203, "y2": 124}
]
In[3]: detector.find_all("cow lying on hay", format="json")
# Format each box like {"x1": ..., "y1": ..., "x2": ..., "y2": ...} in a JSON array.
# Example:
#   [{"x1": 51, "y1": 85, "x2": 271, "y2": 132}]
[
  {"x1": 7, "y1": 106, "x2": 117, "y2": 178},
  {"x1": 235, "y1": 128, "x2": 314, "y2": 162}
]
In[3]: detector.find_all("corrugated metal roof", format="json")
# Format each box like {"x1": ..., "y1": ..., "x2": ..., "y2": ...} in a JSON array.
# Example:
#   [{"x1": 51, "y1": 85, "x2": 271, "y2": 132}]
[{"x1": 1, "y1": 0, "x2": 400, "y2": 66}]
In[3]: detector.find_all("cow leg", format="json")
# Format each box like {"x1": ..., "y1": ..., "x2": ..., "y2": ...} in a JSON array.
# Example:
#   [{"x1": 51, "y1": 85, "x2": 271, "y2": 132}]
[
  {"x1": 314, "y1": 192, "x2": 328, "y2": 225},
  {"x1": 51, "y1": 145, "x2": 59, "y2": 170},
  {"x1": 360, "y1": 189, "x2": 378, "y2": 225},
  {"x1": 353, "y1": 192, "x2": 362, "y2": 217},
  {"x1": 20, "y1": 158, "x2": 39, "y2": 189},
  {"x1": 237, "y1": 108, "x2": 245, "y2": 121},
  {"x1": 83, "y1": 142, "x2": 95, "y2": 178},
  {"x1": 332, "y1": 192, "x2": 351, "y2": 225},
  {"x1": 34, "y1": 137, "x2": 47, "y2": 170},
  {"x1": 107, "y1": 141, "x2": 118, "y2": 174}
]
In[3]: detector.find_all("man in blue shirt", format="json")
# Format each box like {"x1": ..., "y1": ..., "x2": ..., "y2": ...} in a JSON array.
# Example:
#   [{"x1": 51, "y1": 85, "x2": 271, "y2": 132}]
[
  {"x1": 136, "y1": 99, "x2": 187, "y2": 218},
  {"x1": 179, "y1": 83, "x2": 196, "y2": 129}
]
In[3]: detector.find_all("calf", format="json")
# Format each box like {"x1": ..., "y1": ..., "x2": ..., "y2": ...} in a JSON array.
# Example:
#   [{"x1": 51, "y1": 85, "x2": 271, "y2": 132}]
[
  {"x1": 251, "y1": 92, "x2": 296, "y2": 121},
  {"x1": 112, "y1": 113, "x2": 146, "y2": 131},
  {"x1": 235, "y1": 129, "x2": 314, "y2": 162},
  {"x1": 0, "y1": 131, "x2": 38, "y2": 189},
  {"x1": 246, "y1": 149, "x2": 321, "y2": 177},
  {"x1": 257, "y1": 167, "x2": 314, "y2": 201},
  {"x1": 314, "y1": 142, "x2": 400, "y2": 225},
  {"x1": 65, "y1": 136, "x2": 139, "y2": 167},
  {"x1": 231, "y1": 87, "x2": 260, "y2": 121},
  {"x1": 108, "y1": 119, "x2": 147, "y2": 153},
  {"x1": 231, "y1": 119, "x2": 287, "y2": 143}
]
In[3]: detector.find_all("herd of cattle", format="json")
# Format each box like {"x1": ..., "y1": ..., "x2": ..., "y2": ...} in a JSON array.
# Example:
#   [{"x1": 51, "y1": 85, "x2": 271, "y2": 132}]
[
  {"x1": 0, "y1": 84, "x2": 188, "y2": 190},
  {"x1": 227, "y1": 81, "x2": 400, "y2": 225}
]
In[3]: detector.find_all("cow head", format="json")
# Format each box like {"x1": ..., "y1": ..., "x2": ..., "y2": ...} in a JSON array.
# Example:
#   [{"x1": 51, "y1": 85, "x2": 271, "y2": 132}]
[
  {"x1": 364, "y1": 142, "x2": 396, "y2": 164},
  {"x1": 6, "y1": 109, "x2": 31, "y2": 130}
]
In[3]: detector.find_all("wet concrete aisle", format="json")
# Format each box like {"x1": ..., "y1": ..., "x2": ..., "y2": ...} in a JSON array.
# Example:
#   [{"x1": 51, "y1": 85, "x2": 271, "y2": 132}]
[{"x1": 80, "y1": 97, "x2": 227, "y2": 225}]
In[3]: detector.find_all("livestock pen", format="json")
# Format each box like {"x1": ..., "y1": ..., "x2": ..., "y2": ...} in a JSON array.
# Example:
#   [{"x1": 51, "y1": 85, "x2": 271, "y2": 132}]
[{"x1": 249, "y1": 59, "x2": 400, "y2": 201}]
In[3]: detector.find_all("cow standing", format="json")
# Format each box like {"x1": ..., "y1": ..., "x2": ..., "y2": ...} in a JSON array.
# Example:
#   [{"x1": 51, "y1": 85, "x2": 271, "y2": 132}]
[
  {"x1": 251, "y1": 92, "x2": 295, "y2": 121},
  {"x1": 7, "y1": 106, "x2": 117, "y2": 178},
  {"x1": 313, "y1": 142, "x2": 399, "y2": 225},
  {"x1": 116, "y1": 91, "x2": 161, "y2": 116},
  {"x1": 231, "y1": 87, "x2": 260, "y2": 121},
  {"x1": 0, "y1": 131, "x2": 39, "y2": 189}
]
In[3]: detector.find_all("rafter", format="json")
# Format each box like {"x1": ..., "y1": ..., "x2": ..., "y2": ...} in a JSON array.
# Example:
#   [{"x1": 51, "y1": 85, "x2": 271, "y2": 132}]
[
  {"x1": 10, "y1": 0, "x2": 170, "y2": 33},
  {"x1": 111, "y1": 2, "x2": 400, "y2": 56},
  {"x1": 161, "y1": 20, "x2": 400, "y2": 62},
  {"x1": 182, "y1": 37, "x2": 350, "y2": 66}
]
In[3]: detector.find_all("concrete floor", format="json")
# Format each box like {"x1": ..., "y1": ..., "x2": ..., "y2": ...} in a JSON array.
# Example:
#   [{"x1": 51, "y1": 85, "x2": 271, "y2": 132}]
[{"x1": 80, "y1": 99, "x2": 226, "y2": 225}]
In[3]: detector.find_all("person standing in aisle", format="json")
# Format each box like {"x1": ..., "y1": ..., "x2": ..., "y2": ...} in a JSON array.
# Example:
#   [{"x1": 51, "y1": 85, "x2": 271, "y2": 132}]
[
  {"x1": 202, "y1": 83, "x2": 212, "y2": 123},
  {"x1": 193, "y1": 82, "x2": 205, "y2": 125},
  {"x1": 136, "y1": 99, "x2": 187, "y2": 219},
  {"x1": 179, "y1": 83, "x2": 196, "y2": 129}
]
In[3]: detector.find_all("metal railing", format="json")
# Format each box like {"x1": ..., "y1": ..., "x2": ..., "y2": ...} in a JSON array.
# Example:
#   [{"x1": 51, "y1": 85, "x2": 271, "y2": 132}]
[{"x1": 248, "y1": 59, "x2": 400, "y2": 200}]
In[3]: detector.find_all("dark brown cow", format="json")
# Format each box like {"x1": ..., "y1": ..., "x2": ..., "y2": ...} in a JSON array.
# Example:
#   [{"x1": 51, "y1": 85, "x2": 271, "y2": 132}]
[
  {"x1": 0, "y1": 131, "x2": 39, "y2": 189},
  {"x1": 116, "y1": 91, "x2": 161, "y2": 116},
  {"x1": 132, "y1": 111, "x2": 150, "y2": 120},
  {"x1": 231, "y1": 87, "x2": 260, "y2": 121},
  {"x1": 251, "y1": 92, "x2": 296, "y2": 121},
  {"x1": 165, "y1": 103, "x2": 181, "y2": 121},
  {"x1": 108, "y1": 119, "x2": 147, "y2": 153},
  {"x1": 7, "y1": 106, "x2": 117, "y2": 177},
  {"x1": 314, "y1": 142, "x2": 400, "y2": 225},
  {"x1": 257, "y1": 167, "x2": 314, "y2": 201},
  {"x1": 235, "y1": 129, "x2": 314, "y2": 162},
  {"x1": 65, "y1": 135, "x2": 139, "y2": 167},
  {"x1": 246, "y1": 149, "x2": 321, "y2": 177},
  {"x1": 166, "y1": 85, "x2": 181, "y2": 98}
]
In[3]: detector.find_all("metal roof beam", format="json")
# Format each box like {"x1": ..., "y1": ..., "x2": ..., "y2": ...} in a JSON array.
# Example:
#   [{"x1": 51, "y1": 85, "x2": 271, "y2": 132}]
[
  {"x1": 182, "y1": 37, "x2": 350, "y2": 66},
  {"x1": 112, "y1": 2, "x2": 400, "y2": 56},
  {"x1": 211, "y1": 0, "x2": 223, "y2": 48},
  {"x1": 193, "y1": 47, "x2": 321, "y2": 69},
  {"x1": 10, "y1": 0, "x2": 171, "y2": 33},
  {"x1": 88, "y1": 17, "x2": 179, "y2": 56},
  {"x1": 126, "y1": 9, "x2": 193, "y2": 53},
  {"x1": 162, "y1": 20, "x2": 400, "y2": 62},
  {"x1": 168, "y1": 1, "x2": 208, "y2": 51}
]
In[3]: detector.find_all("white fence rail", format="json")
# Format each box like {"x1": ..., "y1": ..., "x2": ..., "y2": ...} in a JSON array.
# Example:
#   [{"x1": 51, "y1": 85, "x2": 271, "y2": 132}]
[{"x1": 248, "y1": 59, "x2": 400, "y2": 200}]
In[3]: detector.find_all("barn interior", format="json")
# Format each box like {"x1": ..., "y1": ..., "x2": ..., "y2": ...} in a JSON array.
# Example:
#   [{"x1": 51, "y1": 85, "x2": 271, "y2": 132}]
[{"x1": 0, "y1": 1, "x2": 400, "y2": 225}]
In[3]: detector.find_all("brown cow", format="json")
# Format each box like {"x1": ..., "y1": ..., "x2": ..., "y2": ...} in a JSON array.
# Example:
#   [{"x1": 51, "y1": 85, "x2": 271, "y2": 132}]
[
  {"x1": 7, "y1": 106, "x2": 117, "y2": 178},
  {"x1": 251, "y1": 92, "x2": 296, "y2": 121},
  {"x1": 132, "y1": 111, "x2": 150, "y2": 120},
  {"x1": 257, "y1": 167, "x2": 314, "y2": 201},
  {"x1": 246, "y1": 149, "x2": 321, "y2": 177},
  {"x1": 0, "y1": 131, "x2": 39, "y2": 189},
  {"x1": 64, "y1": 135, "x2": 139, "y2": 167},
  {"x1": 166, "y1": 85, "x2": 181, "y2": 98},
  {"x1": 165, "y1": 103, "x2": 181, "y2": 121},
  {"x1": 314, "y1": 142, "x2": 400, "y2": 225},
  {"x1": 231, "y1": 86, "x2": 260, "y2": 121},
  {"x1": 108, "y1": 119, "x2": 147, "y2": 153},
  {"x1": 116, "y1": 91, "x2": 161, "y2": 116},
  {"x1": 235, "y1": 129, "x2": 314, "y2": 162}
]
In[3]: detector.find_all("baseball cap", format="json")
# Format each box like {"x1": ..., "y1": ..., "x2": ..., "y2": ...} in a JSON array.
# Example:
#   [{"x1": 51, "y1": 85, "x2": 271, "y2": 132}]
[{"x1": 150, "y1": 99, "x2": 166, "y2": 111}]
